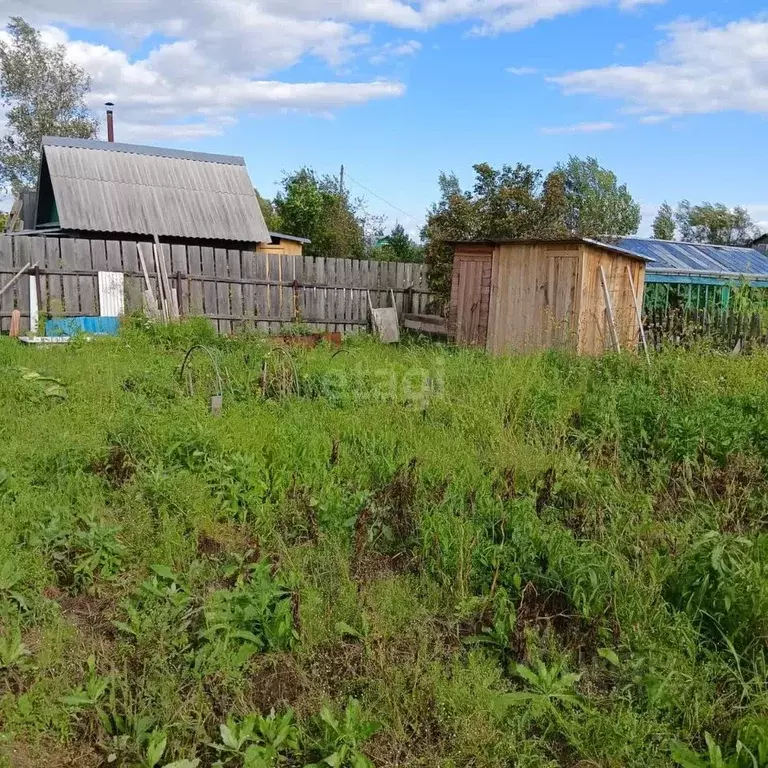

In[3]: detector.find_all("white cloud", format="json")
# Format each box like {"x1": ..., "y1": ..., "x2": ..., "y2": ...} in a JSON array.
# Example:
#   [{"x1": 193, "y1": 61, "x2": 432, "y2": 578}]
[
  {"x1": 540, "y1": 121, "x2": 617, "y2": 134},
  {"x1": 639, "y1": 114, "x2": 669, "y2": 124},
  {"x1": 0, "y1": 0, "x2": 671, "y2": 143},
  {"x1": 551, "y1": 18, "x2": 768, "y2": 116},
  {"x1": 369, "y1": 39, "x2": 422, "y2": 64},
  {"x1": 506, "y1": 66, "x2": 538, "y2": 75}
]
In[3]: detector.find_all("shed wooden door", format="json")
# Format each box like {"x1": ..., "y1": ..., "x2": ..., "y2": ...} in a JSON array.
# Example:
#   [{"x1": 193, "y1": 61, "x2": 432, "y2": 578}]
[
  {"x1": 545, "y1": 255, "x2": 578, "y2": 349},
  {"x1": 451, "y1": 254, "x2": 492, "y2": 347}
]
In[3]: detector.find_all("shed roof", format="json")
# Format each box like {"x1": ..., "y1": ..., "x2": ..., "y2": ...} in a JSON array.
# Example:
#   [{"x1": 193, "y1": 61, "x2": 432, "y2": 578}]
[
  {"x1": 450, "y1": 237, "x2": 652, "y2": 262},
  {"x1": 36, "y1": 136, "x2": 270, "y2": 244}
]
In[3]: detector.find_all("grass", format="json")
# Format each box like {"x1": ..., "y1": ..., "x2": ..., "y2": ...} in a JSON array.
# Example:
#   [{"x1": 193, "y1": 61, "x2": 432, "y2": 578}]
[{"x1": 1, "y1": 317, "x2": 767, "y2": 767}]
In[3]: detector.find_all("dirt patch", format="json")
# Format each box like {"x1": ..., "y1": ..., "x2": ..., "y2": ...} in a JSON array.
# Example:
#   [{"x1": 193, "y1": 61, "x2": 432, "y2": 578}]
[
  {"x1": 276, "y1": 481, "x2": 319, "y2": 546},
  {"x1": 301, "y1": 639, "x2": 367, "y2": 704},
  {"x1": 195, "y1": 524, "x2": 260, "y2": 562},
  {"x1": 244, "y1": 652, "x2": 306, "y2": 713},
  {"x1": 493, "y1": 467, "x2": 520, "y2": 502},
  {"x1": 58, "y1": 593, "x2": 116, "y2": 643},
  {"x1": 1, "y1": 739, "x2": 99, "y2": 768},
  {"x1": 512, "y1": 582, "x2": 600, "y2": 665},
  {"x1": 90, "y1": 444, "x2": 135, "y2": 488}
]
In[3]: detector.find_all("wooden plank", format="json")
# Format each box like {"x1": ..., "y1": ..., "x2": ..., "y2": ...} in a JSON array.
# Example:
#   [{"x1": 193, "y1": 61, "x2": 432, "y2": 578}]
[
  {"x1": 29, "y1": 239, "x2": 47, "y2": 331},
  {"x1": 200, "y1": 246, "x2": 217, "y2": 324},
  {"x1": 314, "y1": 257, "x2": 326, "y2": 331},
  {"x1": 75, "y1": 239, "x2": 97, "y2": 316},
  {"x1": 268, "y1": 253, "x2": 281, "y2": 329},
  {"x1": 42, "y1": 238, "x2": 64, "y2": 321},
  {"x1": 228, "y1": 249, "x2": 243, "y2": 330},
  {"x1": 59, "y1": 239, "x2": 80, "y2": 316},
  {"x1": 91, "y1": 240, "x2": 109, "y2": 272},
  {"x1": 599, "y1": 263, "x2": 621, "y2": 352},
  {"x1": 326, "y1": 258, "x2": 338, "y2": 332},
  {"x1": 254, "y1": 251, "x2": 268, "y2": 332},
  {"x1": 187, "y1": 245, "x2": 204, "y2": 316},
  {"x1": 116, "y1": 241, "x2": 140, "y2": 313},
  {"x1": 8, "y1": 237, "x2": 29, "y2": 332},
  {"x1": 293, "y1": 253, "x2": 306, "y2": 322},
  {"x1": 171, "y1": 244, "x2": 190, "y2": 317},
  {"x1": 241, "y1": 250, "x2": 256, "y2": 330},
  {"x1": 213, "y1": 248, "x2": 230, "y2": 334},
  {"x1": 279, "y1": 253, "x2": 294, "y2": 322}
]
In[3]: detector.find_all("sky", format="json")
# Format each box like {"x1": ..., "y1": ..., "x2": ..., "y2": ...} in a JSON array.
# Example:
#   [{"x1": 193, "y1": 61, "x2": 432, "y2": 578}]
[{"x1": 2, "y1": 0, "x2": 767, "y2": 237}]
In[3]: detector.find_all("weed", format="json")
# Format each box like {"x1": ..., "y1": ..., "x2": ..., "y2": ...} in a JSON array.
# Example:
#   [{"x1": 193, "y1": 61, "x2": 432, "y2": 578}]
[
  {"x1": 209, "y1": 709, "x2": 299, "y2": 767},
  {"x1": 305, "y1": 699, "x2": 380, "y2": 768}
]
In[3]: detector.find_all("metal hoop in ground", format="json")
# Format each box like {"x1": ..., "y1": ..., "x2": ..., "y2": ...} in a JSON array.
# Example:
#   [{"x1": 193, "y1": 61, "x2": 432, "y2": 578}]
[
  {"x1": 260, "y1": 347, "x2": 299, "y2": 399},
  {"x1": 179, "y1": 344, "x2": 224, "y2": 413}
]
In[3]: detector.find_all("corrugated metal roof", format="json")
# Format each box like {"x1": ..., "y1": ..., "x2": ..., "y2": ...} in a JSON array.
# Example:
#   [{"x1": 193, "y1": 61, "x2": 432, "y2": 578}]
[
  {"x1": 39, "y1": 137, "x2": 270, "y2": 243},
  {"x1": 617, "y1": 237, "x2": 768, "y2": 276}
]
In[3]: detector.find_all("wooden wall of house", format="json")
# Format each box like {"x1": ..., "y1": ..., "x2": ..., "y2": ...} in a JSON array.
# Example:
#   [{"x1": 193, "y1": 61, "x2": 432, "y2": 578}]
[
  {"x1": 255, "y1": 238, "x2": 304, "y2": 257},
  {"x1": 486, "y1": 243, "x2": 581, "y2": 355},
  {"x1": 578, "y1": 243, "x2": 645, "y2": 355}
]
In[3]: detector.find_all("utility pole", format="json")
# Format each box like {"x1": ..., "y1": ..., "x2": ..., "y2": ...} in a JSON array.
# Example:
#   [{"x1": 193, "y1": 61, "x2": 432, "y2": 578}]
[{"x1": 339, "y1": 164, "x2": 345, "y2": 196}]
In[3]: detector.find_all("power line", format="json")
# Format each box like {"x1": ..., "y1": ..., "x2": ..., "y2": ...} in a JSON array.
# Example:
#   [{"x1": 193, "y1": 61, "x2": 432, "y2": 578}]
[{"x1": 345, "y1": 173, "x2": 419, "y2": 223}]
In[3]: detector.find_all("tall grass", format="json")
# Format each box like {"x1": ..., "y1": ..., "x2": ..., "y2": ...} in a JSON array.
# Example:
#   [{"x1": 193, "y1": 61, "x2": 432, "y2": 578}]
[{"x1": 1, "y1": 320, "x2": 767, "y2": 767}]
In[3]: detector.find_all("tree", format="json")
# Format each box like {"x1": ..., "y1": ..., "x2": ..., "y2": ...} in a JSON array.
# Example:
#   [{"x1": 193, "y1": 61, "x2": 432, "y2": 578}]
[
  {"x1": 551, "y1": 156, "x2": 640, "y2": 237},
  {"x1": 0, "y1": 17, "x2": 98, "y2": 195},
  {"x1": 271, "y1": 168, "x2": 379, "y2": 259},
  {"x1": 255, "y1": 189, "x2": 281, "y2": 233},
  {"x1": 379, "y1": 223, "x2": 422, "y2": 263},
  {"x1": 652, "y1": 202, "x2": 675, "y2": 240},
  {"x1": 674, "y1": 200, "x2": 758, "y2": 246}
]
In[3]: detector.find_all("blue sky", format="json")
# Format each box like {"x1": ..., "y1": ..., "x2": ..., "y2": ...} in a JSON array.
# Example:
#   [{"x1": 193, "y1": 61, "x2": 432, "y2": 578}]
[{"x1": 7, "y1": 1, "x2": 768, "y2": 235}]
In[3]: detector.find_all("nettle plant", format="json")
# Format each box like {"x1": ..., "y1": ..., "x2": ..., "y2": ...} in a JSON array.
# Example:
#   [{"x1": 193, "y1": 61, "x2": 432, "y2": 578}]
[{"x1": 195, "y1": 560, "x2": 297, "y2": 673}]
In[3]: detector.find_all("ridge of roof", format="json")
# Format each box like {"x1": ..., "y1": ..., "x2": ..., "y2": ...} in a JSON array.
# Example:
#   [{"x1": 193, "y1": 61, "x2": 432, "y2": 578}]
[{"x1": 42, "y1": 136, "x2": 245, "y2": 166}]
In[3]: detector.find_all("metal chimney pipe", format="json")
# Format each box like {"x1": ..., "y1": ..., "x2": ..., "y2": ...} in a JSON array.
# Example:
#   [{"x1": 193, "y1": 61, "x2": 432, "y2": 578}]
[{"x1": 105, "y1": 102, "x2": 115, "y2": 142}]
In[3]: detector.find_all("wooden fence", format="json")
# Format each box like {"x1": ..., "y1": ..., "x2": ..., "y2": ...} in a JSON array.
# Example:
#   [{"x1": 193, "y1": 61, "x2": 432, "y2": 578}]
[
  {"x1": 0, "y1": 235, "x2": 436, "y2": 335},
  {"x1": 645, "y1": 307, "x2": 768, "y2": 352}
]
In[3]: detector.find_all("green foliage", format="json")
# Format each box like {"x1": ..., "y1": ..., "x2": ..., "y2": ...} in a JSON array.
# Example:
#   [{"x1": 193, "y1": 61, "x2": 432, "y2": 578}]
[
  {"x1": 210, "y1": 710, "x2": 300, "y2": 767},
  {"x1": 2, "y1": 325, "x2": 768, "y2": 766},
  {"x1": 376, "y1": 223, "x2": 422, "y2": 263},
  {"x1": 674, "y1": 201, "x2": 758, "y2": 246},
  {"x1": 306, "y1": 699, "x2": 380, "y2": 768},
  {"x1": 653, "y1": 201, "x2": 676, "y2": 240},
  {"x1": 196, "y1": 561, "x2": 296, "y2": 672},
  {"x1": 270, "y1": 168, "x2": 381, "y2": 259},
  {"x1": 0, "y1": 17, "x2": 98, "y2": 194},
  {"x1": 37, "y1": 508, "x2": 125, "y2": 592}
]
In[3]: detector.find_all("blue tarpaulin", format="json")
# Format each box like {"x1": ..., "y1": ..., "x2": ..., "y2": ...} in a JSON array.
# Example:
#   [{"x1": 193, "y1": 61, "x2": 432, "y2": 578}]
[{"x1": 46, "y1": 317, "x2": 120, "y2": 337}]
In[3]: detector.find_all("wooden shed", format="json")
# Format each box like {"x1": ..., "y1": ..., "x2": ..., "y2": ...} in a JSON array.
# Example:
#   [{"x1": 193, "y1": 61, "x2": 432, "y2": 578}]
[{"x1": 447, "y1": 238, "x2": 649, "y2": 355}]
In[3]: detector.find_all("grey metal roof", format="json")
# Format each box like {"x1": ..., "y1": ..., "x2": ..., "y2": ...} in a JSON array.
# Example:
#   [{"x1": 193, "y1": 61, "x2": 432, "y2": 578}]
[
  {"x1": 270, "y1": 231, "x2": 311, "y2": 244},
  {"x1": 39, "y1": 136, "x2": 270, "y2": 243},
  {"x1": 617, "y1": 237, "x2": 768, "y2": 276}
]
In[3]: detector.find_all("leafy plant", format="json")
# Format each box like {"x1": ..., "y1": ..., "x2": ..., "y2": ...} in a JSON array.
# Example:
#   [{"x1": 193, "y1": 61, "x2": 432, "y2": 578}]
[
  {"x1": 671, "y1": 732, "x2": 757, "y2": 768},
  {"x1": 195, "y1": 561, "x2": 296, "y2": 672},
  {"x1": 210, "y1": 710, "x2": 299, "y2": 767},
  {"x1": 38, "y1": 508, "x2": 125, "y2": 592},
  {"x1": 0, "y1": 622, "x2": 32, "y2": 673},
  {"x1": 496, "y1": 661, "x2": 584, "y2": 713},
  {"x1": 306, "y1": 699, "x2": 380, "y2": 768}
]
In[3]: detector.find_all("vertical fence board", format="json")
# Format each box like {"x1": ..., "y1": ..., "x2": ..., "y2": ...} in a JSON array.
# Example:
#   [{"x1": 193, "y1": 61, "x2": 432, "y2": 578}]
[
  {"x1": 213, "y1": 248, "x2": 230, "y2": 334},
  {"x1": 268, "y1": 253, "x2": 281, "y2": 333},
  {"x1": 314, "y1": 257, "x2": 326, "y2": 331},
  {"x1": 170, "y1": 245, "x2": 189, "y2": 317},
  {"x1": 186, "y1": 245, "x2": 204, "y2": 316},
  {"x1": 293, "y1": 254, "x2": 306, "y2": 322},
  {"x1": 200, "y1": 247, "x2": 217, "y2": 329},
  {"x1": 241, "y1": 250, "x2": 255, "y2": 331},
  {"x1": 75, "y1": 239, "x2": 97, "y2": 316},
  {"x1": 254, "y1": 251, "x2": 268, "y2": 332},
  {"x1": 279, "y1": 254, "x2": 294, "y2": 323},
  {"x1": 59, "y1": 239, "x2": 80, "y2": 316},
  {"x1": 28, "y1": 238, "x2": 47, "y2": 332},
  {"x1": 44, "y1": 238, "x2": 64, "y2": 321},
  {"x1": 228, "y1": 250, "x2": 243, "y2": 331}
]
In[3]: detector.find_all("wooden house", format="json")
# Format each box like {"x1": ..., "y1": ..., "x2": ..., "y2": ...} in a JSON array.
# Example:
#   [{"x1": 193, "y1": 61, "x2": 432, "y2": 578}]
[{"x1": 447, "y1": 238, "x2": 650, "y2": 355}]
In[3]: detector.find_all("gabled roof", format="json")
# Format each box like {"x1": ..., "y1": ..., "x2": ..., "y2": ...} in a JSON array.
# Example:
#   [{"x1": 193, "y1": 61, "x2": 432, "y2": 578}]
[
  {"x1": 617, "y1": 237, "x2": 768, "y2": 276},
  {"x1": 35, "y1": 136, "x2": 270, "y2": 244}
]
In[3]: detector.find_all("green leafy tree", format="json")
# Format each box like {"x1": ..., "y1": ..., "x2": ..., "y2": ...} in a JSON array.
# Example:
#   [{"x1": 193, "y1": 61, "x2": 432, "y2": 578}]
[
  {"x1": 273, "y1": 168, "x2": 376, "y2": 259},
  {"x1": 674, "y1": 201, "x2": 758, "y2": 246},
  {"x1": 653, "y1": 202, "x2": 676, "y2": 240},
  {"x1": 379, "y1": 223, "x2": 422, "y2": 263},
  {"x1": 0, "y1": 17, "x2": 98, "y2": 195},
  {"x1": 255, "y1": 189, "x2": 281, "y2": 233},
  {"x1": 552, "y1": 155, "x2": 641, "y2": 237}
]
